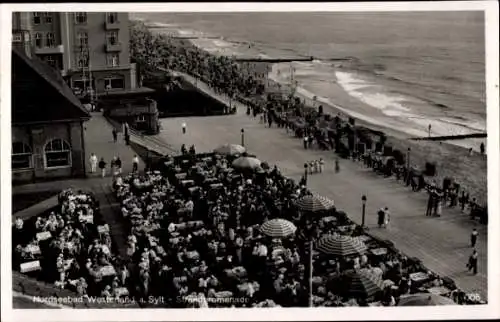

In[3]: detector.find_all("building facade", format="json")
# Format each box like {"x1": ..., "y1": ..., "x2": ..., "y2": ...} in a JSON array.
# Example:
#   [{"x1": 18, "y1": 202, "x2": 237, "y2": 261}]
[
  {"x1": 12, "y1": 12, "x2": 137, "y2": 99},
  {"x1": 12, "y1": 48, "x2": 90, "y2": 184}
]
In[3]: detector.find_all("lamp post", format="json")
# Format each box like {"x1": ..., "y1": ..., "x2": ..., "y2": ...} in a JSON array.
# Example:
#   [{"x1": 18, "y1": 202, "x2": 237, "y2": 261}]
[
  {"x1": 304, "y1": 221, "x2": 319, "y2": 307},
  {"x1": 406, "y1": 147, "x2": 411, "y2": 185},
  {"x1": 361, "y1": 195, "x2": 367, "y2": 228},
  {"x1": 240, "y1": 128, "x2": 245, "y2": 147}
]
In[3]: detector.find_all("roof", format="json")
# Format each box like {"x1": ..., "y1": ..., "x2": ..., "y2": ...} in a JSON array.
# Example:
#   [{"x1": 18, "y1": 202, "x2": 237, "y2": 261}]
[
  {"x1": 100, "y1": 87, "x2": 155, "y2": 97},
  {"x1": 11, "y1": 48, "x2": 90, "y2": 124}
]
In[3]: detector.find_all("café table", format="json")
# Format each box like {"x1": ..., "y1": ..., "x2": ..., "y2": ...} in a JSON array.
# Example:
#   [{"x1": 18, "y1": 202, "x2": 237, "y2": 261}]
[
  {"x1": 337, "y1": 225, "x2": 354, "y2": 232},
  {"x1": 181, "y1": 179, "x2": 195, "y2": 186},
  {"x1": 357, "y1": 235, "x2": 372, "y2": 243},
  {"x1": 409, "y1": 272, "x2": 430, "y2": 283},
  {"x1": 427, "y1": 286, "x2": 451, "y2": 296},
  {"x1": 176, "y1": 173, "x2": 187, "y2": 180},
  {"x1": 370, "y1": 248, "x2": 388, "y2": 256},
  {"x1": 322, "y1": 216, "x2": 337, "y2": 223}
]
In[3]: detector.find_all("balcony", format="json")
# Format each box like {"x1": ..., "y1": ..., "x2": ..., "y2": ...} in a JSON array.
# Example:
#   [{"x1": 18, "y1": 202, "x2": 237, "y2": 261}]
[
  {"x1": 34, "y1": 45, "x2": 64, "y2": 55},
  {"x1": 70, "y1": 64, "x2": 131, "y2": 73},
  {"x1": 105, "y1": 42, "x2": 122, "y2": 52},
  {"x1": 105, "y1": 19, "x2": 120, "y2": 30}
]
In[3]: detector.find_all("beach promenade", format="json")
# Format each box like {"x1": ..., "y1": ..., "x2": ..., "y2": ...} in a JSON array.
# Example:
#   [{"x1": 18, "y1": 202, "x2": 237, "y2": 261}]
[{"x1": 156, "y1": 79, "x2": 488, "y2": 301}]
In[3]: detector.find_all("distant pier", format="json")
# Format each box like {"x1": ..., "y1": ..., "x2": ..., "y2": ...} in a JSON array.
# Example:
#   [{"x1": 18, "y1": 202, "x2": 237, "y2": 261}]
[
  {"x1": 233, "y1": 57, "x2": 314, "y2": 63},
  {"x1": 409, "y1": 132, "x2": 487, "y2": 141}
]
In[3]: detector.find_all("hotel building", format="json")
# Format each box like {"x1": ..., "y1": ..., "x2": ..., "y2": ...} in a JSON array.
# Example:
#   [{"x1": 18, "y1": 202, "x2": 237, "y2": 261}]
[{"x1": 12, "y1": 12, "x2": 137, "y2": 97}]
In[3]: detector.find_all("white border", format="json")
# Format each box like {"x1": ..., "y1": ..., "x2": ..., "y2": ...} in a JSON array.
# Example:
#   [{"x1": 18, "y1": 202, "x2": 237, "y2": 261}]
[{"x1": 1, "y1": 2, "x2": 499, "y2": 321}]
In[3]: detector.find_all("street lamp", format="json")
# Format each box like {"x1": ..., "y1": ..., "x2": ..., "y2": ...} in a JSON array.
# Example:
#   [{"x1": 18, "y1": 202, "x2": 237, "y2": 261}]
[
  {"x1": 361, "y1": 195, "x2": 367, "y2": 228},
  {"x1": 240, "y1": 128, "x2": 245, "y2": 147},
  {"x1": 304, "y1": 162, "x2": 308, "y2": 183}
]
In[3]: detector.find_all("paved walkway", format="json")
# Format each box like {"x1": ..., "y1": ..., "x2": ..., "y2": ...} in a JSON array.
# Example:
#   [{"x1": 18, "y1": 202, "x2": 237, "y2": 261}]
[
  {"x1": 85, "y1": 112, "x2": 142, "y2": 175},
  {"x1": 156, "y1": 84, "x2": 488, "y2": 300}
]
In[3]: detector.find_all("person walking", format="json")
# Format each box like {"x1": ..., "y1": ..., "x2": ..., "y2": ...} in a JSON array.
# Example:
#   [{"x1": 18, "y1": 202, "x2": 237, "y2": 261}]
[
  {"x1": 112, "y1": 128, "x2": 118, "y2": 143},
  {"x1": 383, "y1": 207, "x2": 390, "y2": 228},
  {"x1": 124, "y1": 122, "x2": 129, "y2": 138},
  {"x1": 89, "y1": 153, "x2": 98, "y2": 173},
  {"x1": 303, "y1": 136, "x2": 308, "y2": 149},
  {"x1": 319, "y1": 158, "x2": 324, "y2": 173},
  {"x1": 435, "y1": 196, "x2": 442, "y2": 217},
  {"x1": 377, "y1": 208, "x2": 386, "y2": 228},
  {"x1": 132, "y1": 155, "x2": 140, "y2": 173},
  {"x1": 467, "y1": 249, "x2": 478, "y2": 275},
  {"x1": 98, "y1": 158, "x2": 107, "y2": 178},
  {"x1": 111, "y1": 156, "x2": 117, "y2": 176},
  {"x1": 115, "y1": 156, "x2": 122, "y2": 174},
  {"x1": 426, "y1": 189, "x2": 434, "y2": 216},
  {"x1": 335, "y1": 158, "x2": 340, "y2": 173},
  {"x1": 432, "y1": 191, "x2": 440, "y2": 216},
  {"x1": 182, "y1": 122, "x2": 187, "y2": 134},
  {"x1": 470, "y1": 228, "x2": 478, "y2": 248}
]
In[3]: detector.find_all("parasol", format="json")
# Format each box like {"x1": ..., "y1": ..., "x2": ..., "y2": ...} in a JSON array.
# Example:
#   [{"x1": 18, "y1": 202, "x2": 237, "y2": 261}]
[
  {"x1": 295, "y1": 194, "x2": 335, "y2": 213},
  {"x1": 316, "y1": 235, "x2": 367, "y2": 256},
  {"x1": 260, "y1": 218, "x2": 297, "y2": 238},
  {"x1": 344, "y1": 270, "x2": 384, "y2": 299},
  {"x1": 232, "y1": 156, "x2": 262, "y2": 170},
  {"x1": 213, "y1": 144, "x2": 246, "y2": 156}
]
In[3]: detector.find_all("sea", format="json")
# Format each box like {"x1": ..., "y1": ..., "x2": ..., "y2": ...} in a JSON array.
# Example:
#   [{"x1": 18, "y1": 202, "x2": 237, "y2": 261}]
[{"x1": 131, "y1": 12, "x2": 486, "y2": 151}]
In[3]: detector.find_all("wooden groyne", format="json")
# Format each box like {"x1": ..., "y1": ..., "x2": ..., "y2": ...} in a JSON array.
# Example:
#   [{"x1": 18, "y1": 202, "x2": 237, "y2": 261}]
[
  {"x1": 233, "y1": 57, "x2": 314, "y2": 63},
  {"x1": 409, "y1": 132, "x2": 487, "y2": 141}
]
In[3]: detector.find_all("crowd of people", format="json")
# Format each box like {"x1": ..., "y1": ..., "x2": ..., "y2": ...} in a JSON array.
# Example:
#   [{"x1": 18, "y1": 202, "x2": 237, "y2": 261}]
[
  {"x1": 243, "y1": 106, "x2": 488, "y2": 225},
  {"x1": 12, "y1": 189, "x2": 129, "y2": 299},
  {"x1": 109, "y1": 151, "x2": 482, "y2": 307},
  {"x1": 130, "y1": 20, "x2": 486, "y2": 226}
]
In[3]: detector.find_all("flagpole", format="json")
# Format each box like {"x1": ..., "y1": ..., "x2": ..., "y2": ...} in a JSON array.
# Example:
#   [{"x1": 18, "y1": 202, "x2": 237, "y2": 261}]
[{"x1": 88, "y1": 46, "x2": 94, "y2": 102}]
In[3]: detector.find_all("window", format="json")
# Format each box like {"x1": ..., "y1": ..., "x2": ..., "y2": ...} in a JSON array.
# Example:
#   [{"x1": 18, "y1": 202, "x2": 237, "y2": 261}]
[
  {"x1": 75, "y1": 12, "x2": 87, "y2": 24},
  {"x1": 136, "y1": 115, "x2": 146, "y2": 122},
  {"x1": 45, "y1": 55, "x2": 56, "y2": 68},
  {"x1": 45, "y1": 32, "x2": 55, "y2": 47},
  {"x1": 33, "y1": 12, "x2": 41, "y2": 25},
  {"x1": 44, "y1": 12, "x2": 52, "y2": 23},
  {"x1": 44, "y1": 138, "x2": 71, "y2": 168},
  {"x1": 107, "y1": 54, "x2": 119, "y2": 67},
  {"x1": 106, "y1": 31, "x2": 118, "y2": 45},
  {"x1": 12, "y1": 33, "x2": 22, "y2": 43},
  {"x1": 104, "y1": 77, "x2": 124, "y2": 90},
  {"x1": 72, "y1": 80, "x2": 85, "y2": 90},
  {"x1": 12, "y1": 142, "x2": 32, "y2": 170},
  {"x1": 107, "y1": 13, "x2": 118, "y2": 24},
  {"x1": 77, "y1": 31, "x2": 88, "y2": 47},
  {"x1": 77, "y1": 53, "x2": 89, "y2": 68},
  {"x1": 34, "y1": 33, "x2": 42, "y2": 48}
]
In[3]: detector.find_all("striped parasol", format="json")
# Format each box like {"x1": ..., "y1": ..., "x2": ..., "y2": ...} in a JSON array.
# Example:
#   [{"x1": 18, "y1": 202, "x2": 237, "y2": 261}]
[
  {"x1": 345, "y1": 270, "x2": 384, "y2": 299},
  {"x1": 397, "y1": 293, "x2": 456, "y2": 306},
  {"x1": 316, "y1": 235, "x2": 367, "y2": 256},
  {"x1": 213, "y1": 144, "x2": 246, "y2": 156},
  {"x1": 295, "y1": 194, "x2": 335, "y2": 213},
  {"x1": 260, "y1": 218, "x2": 297, "y2": 238},
  {"x1": 232, "y1": 156, "x2": 262, "y2": 170}
]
